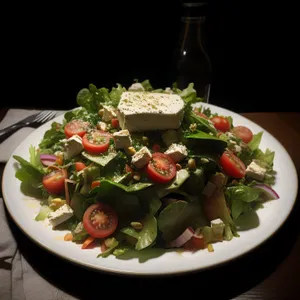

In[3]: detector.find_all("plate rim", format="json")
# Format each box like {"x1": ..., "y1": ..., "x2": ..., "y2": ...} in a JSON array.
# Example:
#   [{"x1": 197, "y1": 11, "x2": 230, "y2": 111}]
[{"x1": 2, "y1": 103, "x2": 299, "y2": 276}]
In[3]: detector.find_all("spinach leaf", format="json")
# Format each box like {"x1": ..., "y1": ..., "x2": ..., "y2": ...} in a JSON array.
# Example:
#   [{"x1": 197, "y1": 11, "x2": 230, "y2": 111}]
[
  {"x1": 225, "y1": 185, "x2": 261, "y2": 221},
  {"x1": 121, "y1": 215, "x2": 157, "y2": 250},
  {"x1": 156, "y1": 169, "x2": 190, "y2": 198},
  {"x1": 81, "y1": 151, "x2": 117, "y2": 167},
  {"x1": 157, "y1": 200, "x2": 201, "y2": 242},
  {"x1": 136, "y1": 188, "x2": 162, "y2": 215},
  {"x1": 185, "y1": 130, "x2": 227, "y2": 154},
  {"x1": 182, "y1": 168, "x2": 205, "y2": 196},
  {"x1": 70, "y1": 192, "x2": 96, "y2": 220},
  {"x1": 92, "y1": 179, "x2": 153, "y2": 196}
]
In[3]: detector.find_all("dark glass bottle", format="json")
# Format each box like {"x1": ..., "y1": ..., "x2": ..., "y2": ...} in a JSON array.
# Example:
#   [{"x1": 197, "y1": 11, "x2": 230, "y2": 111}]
[{"x1": 173, "y1": 1, "x2": 212, "y2": 102}]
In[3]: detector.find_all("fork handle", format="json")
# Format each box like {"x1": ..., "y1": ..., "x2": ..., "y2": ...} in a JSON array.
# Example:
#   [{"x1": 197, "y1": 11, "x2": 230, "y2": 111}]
[{"x1": 0, "y1": 123, "x2": 24, "y2": 144}]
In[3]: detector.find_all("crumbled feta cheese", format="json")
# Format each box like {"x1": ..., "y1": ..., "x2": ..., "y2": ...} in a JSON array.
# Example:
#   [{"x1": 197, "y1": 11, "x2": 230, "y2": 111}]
[
  {"x1": 97, "y1": 121, "x2": 107, "y2": 131},
  {"x1": 164, "y1": 143, "x2": 188, "y2": 163},
  {"x1": 164, "y1": 87, "x2": 173, "y2": 94},
  {"x1": 113, "y1": 129, "x2": 132, "y2": 149},
  {"x1": 103, "y1": 105, "x2": 117, "y2": 122},
  {"x1": 131, "y1": 146, "x2": 152, "y2": 169},
  {"x1": 246, "y1": 160, "x2": 266, "y2": 181},
  {"x1": 128, "y1": 82, "x2": 145, "y2": 91},
  {"x1": 48, "y1": 204, "x2": 74, "y2": 228},
  {"x1": 63, "y1": 135, "x2": 84, "y2": 159}
]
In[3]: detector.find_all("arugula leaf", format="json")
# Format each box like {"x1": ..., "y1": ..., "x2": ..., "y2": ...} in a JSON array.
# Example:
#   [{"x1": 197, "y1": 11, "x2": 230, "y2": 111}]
[
  {"x1": 185, "y1": 111, "x2": 217, "y2": 135},
  {"x1": 64, "y1": 108, "x2": 99, "y2": 126},
  {"x1": 38, "y1": 121, "x2": 65, "y2": 150},
  {"x1": 13, "y1": 155, "x2": 46, "y2": 198},
  {"x1": 109, "y1": 83, "x2": 126, "y2": 107},
  {"x1": 141, "y1": 79, "x2": 153, "y2": 91},
  {"x1": 248, "y1": 132, "x2": 263, "y2": 151},
  {"x1": 29, "y1": 145, "x2": 44, "y2": 170}
]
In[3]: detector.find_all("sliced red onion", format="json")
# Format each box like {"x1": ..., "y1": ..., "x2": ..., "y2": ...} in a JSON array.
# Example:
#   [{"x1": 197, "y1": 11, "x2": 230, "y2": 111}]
[
  {"x1": 253, "y1": 184, "x2": 280, "y2": 200},
  {"x1": 169, "y1": 227, "x2": 194, "y2": 248},
  {"x1": 40, "y1": 154, "x2": 57, "y2": 166}
]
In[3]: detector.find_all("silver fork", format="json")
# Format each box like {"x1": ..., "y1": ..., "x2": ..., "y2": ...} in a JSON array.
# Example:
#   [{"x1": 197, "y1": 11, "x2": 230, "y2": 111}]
[{"x1": 0, "y1": 110, "x2": 57, "y2": 143}]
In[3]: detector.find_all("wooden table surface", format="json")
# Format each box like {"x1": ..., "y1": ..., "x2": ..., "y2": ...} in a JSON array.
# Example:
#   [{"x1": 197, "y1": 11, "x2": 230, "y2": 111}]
[{"x1": 0, "y1": 109, "x2": 299, "y2": 300}]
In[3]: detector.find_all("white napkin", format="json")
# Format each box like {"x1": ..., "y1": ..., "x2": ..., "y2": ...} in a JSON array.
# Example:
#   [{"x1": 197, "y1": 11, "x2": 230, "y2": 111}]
[
  {"x1": 0, "y1": 198, "x2": 78, "y2": 300},
  {"x1": 0, "y1": 109, "x2": 66, "y2": 162}
]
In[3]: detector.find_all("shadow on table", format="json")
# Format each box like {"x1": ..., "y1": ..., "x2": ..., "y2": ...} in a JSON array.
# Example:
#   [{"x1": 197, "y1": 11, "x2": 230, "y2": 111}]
[{"x1": 6, "y1": 190, "x2": 300, "y2": 300}]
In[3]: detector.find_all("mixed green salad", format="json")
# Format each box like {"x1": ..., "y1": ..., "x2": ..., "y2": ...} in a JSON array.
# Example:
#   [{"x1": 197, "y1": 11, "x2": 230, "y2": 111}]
[{"x1": 13, "y1": 80, "x2": 279, "y2": 257}]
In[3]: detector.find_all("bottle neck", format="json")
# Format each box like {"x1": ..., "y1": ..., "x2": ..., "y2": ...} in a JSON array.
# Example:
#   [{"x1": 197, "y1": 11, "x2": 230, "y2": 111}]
[{"x1": 179, "y1": 17, "x2": 206, "y2": 54}]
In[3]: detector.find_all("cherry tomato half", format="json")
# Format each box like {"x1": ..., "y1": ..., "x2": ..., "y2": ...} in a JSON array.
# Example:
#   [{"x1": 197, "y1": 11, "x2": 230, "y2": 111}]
[
  {"x1": 83, "y1": 203, "x2": 118, "y2": 238},
  {"x1": 184, "y1": 235, "x2": 206, "y2": 251},
  {"x1": 42, "y1": 168, "x2": 67, "y2": 195},
  {"x1": 211, "y1": 116, "x2": 230, "y2": 132},
  {"x1": 231, "y1": 126, "x2": 253, "y2": 144},
  {"x1": 64, "y1": 119, "x2": 90, "y2": 138},
  {"x1": 75, "y1": 162, "x2": 86, "y2": 172},
  {"x1": 220, "y1": 150, "x2": 246, "y2": 178},
  {"x1": 82, "y1": 130, "x2": 112, "y2": 154},
  {"x1": 146, "y1": 152, "x2": 176, "y2": 184}
]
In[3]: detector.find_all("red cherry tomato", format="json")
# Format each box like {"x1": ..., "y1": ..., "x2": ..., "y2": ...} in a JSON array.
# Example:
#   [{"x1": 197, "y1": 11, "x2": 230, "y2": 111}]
[
  {"x1": 146, "y1": 152, "x2": 176, "y2": 184},
  {"x1": 231, "y1": 126, "x2": 253, "y2": 143},
  {"x1": 111, "y1": 118, "x2": 119, "y2": 129},
  {"x1": 42, "y1": 168, "x2": 67, "y2": 195},
  {"x1": 184, "y1": 235, "x2": 206, "y2": 251},
  {"x1": 82, "y1": 130, "x2": 112, "y2": 154},
  {"x1": 83, "y1": 203, "x2": 118, "y2": 238},
  {"x1": 220, "y1": 150, "x2": 246, "y2": 178},
  {"x1": 91, "y1": 180, "x2": 101, "y2": 189},
  {"x1": 75, "y1": 162, "x2": 86, "y2": 172},
  {"x1": 64, "y1": 119, "x2": 90, "y2": 138},
  {"x1": 210, "y1": 116, "x2": 230, "y2": 132}
]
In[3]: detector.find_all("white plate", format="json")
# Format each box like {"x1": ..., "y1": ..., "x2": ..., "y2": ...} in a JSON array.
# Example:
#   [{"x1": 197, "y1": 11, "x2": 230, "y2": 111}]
[{"x1": 2, "y1": 103, "x2": 298, "y2": 276}]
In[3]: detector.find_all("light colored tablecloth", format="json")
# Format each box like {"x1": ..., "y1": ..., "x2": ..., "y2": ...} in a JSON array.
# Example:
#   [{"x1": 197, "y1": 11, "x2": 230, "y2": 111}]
[
  {"x1": 0, "y1": 109, "x2": 77, "y2": 299},
  {"x1": 0, "y1": 109, "x2": 66, "y2": 162},
  {"x1": 0, "y1": 198, "x2": 77, "y2": 300}
]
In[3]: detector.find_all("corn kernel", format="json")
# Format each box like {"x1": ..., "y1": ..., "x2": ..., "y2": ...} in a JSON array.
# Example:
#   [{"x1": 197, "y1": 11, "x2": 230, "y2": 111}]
[{"x1": 64, "y1": 233, "x2": 73, "y2": 241}]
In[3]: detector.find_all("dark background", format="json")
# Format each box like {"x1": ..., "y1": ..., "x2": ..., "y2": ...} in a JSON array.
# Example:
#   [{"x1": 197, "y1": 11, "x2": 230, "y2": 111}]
[{"x1": 2, "y1": 1, "x2": 296, "y2": 113}]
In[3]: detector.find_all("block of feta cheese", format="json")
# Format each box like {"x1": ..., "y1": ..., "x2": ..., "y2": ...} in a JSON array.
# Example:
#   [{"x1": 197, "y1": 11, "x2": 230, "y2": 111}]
[
  {"x1": 113, "y1": 129, "x2": 132, "y2": 149},
  {"x1": 131, "y1": 146, "x2": 152, "y2": 169},
  {"x1": 117, "y1": 91, "x2": 185, "y2": 132},
  {"x1": 62, "y1": 135, "x2": 84, "y2": 160},
  {"x1": 164, "y1": 143, "x2": 188, "y2": 163},
  {"x1": 48, "y1": 204, "x2": 74, "y2": 228},
  {"x1": 245, "y1": 160, "x2": 266, "y2": 181},
  {"x1": 210, "y1": 218, "x2": 225, "y2": 240},
  {"x1": 103, "y1": 105, "x2": 117, "y2": 122}
]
